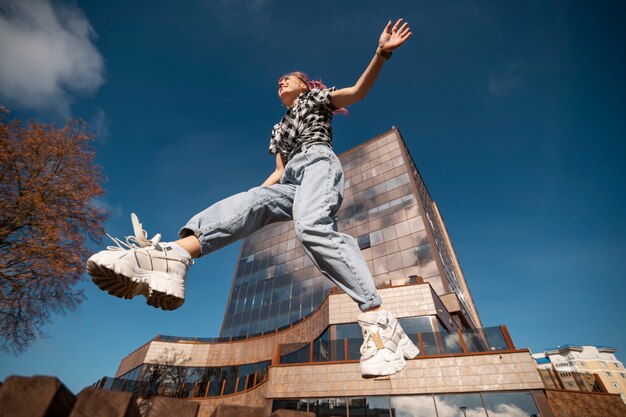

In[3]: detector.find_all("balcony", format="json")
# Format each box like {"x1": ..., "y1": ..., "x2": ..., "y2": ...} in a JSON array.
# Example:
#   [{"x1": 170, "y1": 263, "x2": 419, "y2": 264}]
[{"x1": 277, "y1": 325, "x2": 515, "y2": 365}]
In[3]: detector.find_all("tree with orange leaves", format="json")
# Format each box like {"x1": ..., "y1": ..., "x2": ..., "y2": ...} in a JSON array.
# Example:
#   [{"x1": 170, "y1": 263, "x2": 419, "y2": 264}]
[{"x1": 0, "y1": 106, "x2": 108, "y2": 354}]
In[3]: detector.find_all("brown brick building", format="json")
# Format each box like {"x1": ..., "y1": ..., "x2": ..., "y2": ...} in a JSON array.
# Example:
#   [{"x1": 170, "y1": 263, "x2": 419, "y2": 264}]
[{"x1": 93, "y1": 129, "x2": 626, "y2": 417}]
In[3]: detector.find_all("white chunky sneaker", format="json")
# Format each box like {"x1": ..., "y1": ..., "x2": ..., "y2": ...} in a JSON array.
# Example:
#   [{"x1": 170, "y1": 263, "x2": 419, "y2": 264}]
[
  {"x1": 357, "y1": 309, "x2": 420, "y2": 377},
  {"x1": 87, "y1": 213, "x2": 193, "y2": 311}
]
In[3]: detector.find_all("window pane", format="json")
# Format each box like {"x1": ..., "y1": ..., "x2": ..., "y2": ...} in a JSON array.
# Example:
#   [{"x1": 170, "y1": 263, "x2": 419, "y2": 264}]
[
  {"x1": 358, "y1": 234, "x2": 371, "y2": 249},
  {"x1": 389, "y1": 395, "x2": 437, "y2": 417},
  {"x1": 281, "y1": 343, "x2": 310, "y2": 364},
  {"x1": 313, "y1": 329, "x2": 330, "y2": 362},
  {"x1": 462, "y1": 329, "x2": 491, "y2": 353},
  {"x1": 434, "y1": 393, "x2": 487, "y2": 417},
  {"x1": 272, "y1": 399, "x2": 308, "y2": 411},
  {"x1": 420, "y1": 331, "x2": 443, "y2": 355},
  {"x1": 370, "y1": 229, "x2": 384, "y2": 245},
  {"x1": 334, "y1": 323, "x2": 362, "y2": 361},
  {"x1": 398, "y1": 316, "x2": 434, "y2": 344},
  {"x1": 481, "y1": 391, "x2": 540, "y2": 417},
  {"x1": 350, "y1": 396, "x2": 390, "y2": 417},
  {"x1": 221, "y1": 367, "x2": 237, "y2": 395},
  {"x1": 483, "y1": 327, "x2": 509, "y2": 351},
  {"x1": 415, "y1": 244, "x2": 434, "y2": 264},
  {"x1": 310, "y1": 398, "x2": 348, "y2": 416},
  {"x1": 441, "y1": 330, "x2": 464, "y2": 354}
]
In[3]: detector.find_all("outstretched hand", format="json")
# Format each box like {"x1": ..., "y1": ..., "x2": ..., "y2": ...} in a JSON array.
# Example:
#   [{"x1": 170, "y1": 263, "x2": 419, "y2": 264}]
[{"x1": 378, "y1": 18, "x2": 412, "y2": 52}]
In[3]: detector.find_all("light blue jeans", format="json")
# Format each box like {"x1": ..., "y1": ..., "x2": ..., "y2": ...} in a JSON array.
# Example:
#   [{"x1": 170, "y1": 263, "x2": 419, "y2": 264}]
[{"x1": 180, "y1": 143, "x2": 382, "y2": 312}]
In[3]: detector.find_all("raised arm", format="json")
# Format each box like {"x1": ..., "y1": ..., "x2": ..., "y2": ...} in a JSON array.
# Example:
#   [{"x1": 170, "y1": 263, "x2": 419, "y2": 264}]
[
  {"x1": 262, "y1": 152, "x2": 286, "y2": 186},
  {"x1": 330, "y1": 19, "x2": 412, "y2": 110}
]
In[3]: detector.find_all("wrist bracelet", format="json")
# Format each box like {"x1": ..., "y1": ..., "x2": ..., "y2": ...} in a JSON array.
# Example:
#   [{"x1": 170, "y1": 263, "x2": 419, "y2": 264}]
[{"x1": 376, "y1": 46, "x2": 392, "y2": 60}]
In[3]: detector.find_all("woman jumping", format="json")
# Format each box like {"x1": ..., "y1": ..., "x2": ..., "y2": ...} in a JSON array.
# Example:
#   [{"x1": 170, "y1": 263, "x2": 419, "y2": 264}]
[{"x1": 88, "y1": 19, "x2": 418, "y2": 377}]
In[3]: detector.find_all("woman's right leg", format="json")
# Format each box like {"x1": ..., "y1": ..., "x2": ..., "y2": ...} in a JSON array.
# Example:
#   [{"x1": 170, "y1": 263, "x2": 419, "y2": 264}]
[
  {"x1": 178, "y1": 183, "x2": 296, "y2": 256},
  {"x1": 88, "y1": 183, "x2": 296, "y2": 310}
]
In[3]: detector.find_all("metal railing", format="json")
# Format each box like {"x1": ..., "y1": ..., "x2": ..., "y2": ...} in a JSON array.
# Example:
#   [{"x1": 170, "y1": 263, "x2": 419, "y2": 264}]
[
  {"x1": 277, "y1": 325, "x2": 515, "y2": 364},
  {"x1": 91, "y1": 362, "x2": 270, "y2": 399}
]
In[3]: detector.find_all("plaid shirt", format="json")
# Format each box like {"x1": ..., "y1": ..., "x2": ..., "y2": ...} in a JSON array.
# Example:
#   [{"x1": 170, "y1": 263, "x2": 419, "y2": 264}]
[{"x1": 269, "y1": 88, "x2": 335, "y2": 159}]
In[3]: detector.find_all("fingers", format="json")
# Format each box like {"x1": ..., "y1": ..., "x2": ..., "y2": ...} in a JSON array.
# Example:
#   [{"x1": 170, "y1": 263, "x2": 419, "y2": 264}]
[
  {"x1": 381, "y1": 18, "x2": 412, "y2": 49},
  {"x1": 382, "y1": 20, "x2": 393, "y2": 36},
  {"x1": 398, "y1": 23, "x2": 411, "y2": 39},
  {"x1": 400, "y1": 31, "x2": 412, "y2": 42},
  {"x1": 392, "y1": 18, "x2": 403, "y2": 32},
  {"x1": 389, "y1": 19, "x2": 411, "y2": 38}
]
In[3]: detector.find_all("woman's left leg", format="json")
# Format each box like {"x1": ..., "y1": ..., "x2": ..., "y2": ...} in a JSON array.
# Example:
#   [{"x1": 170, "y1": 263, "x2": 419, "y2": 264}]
[
  {"x1": 291, "y1": 144, "x2": 419, "y2": 377},
  {"x1": 290, "y1": 145, "x2": 382, "y2": 312}
]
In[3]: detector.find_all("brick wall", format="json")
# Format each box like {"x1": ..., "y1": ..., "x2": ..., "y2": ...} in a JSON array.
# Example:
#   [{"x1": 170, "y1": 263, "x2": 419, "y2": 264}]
[
  {"x1": 117, "y1": 284, "x2": 437, "y2": 376},
  {"x1": 116, "y1": 301, "x2": 331, "y2": 376},
  {"x1": 546, "y1": 389, "x2": 626, "y2": 417},
  {"x1": 266, "y1": 351, "x2": 544, "y2": 398},
  {"x1": 329, "y1": 285, "x2": 436, "y2": 325}
]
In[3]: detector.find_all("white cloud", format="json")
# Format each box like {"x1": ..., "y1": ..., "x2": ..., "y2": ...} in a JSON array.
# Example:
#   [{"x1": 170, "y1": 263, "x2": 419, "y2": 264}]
[
  {"x1": 0, "y1": 0, "x2": 105, "y2": 115},
  {"x1": 89, "y1": 108, "x2": 109, "y2": 143},
  {"x1": 487, "y1": 403, "x2": 533, "y2": 417}
]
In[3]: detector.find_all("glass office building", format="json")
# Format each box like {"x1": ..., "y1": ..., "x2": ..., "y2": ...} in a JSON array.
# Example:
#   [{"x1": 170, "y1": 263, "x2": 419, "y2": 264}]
[
  {"x1": 220, "y1": 128, "x2": 480, "y2": 338},
  {"x1": 95, "y1": 129, "x2": 626, "y2": 417}
]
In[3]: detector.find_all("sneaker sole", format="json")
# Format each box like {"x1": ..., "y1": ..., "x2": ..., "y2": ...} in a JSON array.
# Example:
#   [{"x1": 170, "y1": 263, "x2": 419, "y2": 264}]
[
  {"x1": 88, "y1": 260, "x2": 183, "y2": 311},
  {"x1": 360, "y1": 354, "x2": 407, "y2": 377},
  {"x1": 88, "y1": 260, "x2": 144, "y2": 300},
  {"x1": 359, "y1": 336, "x2": 419, "y2": 378},
  {"x1": 146, "y1": 288, "x2": 183, "y2": 311}
]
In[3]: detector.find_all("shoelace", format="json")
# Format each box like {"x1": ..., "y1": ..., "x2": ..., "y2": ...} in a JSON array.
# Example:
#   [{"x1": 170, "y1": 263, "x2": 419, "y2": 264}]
[
  {"x1": 105, "y1": 213, "x2": 162, "y2": 251},
  {"x1": 360, "y1": 325, "x2": 386, "y2": 354},
  {"x1": 360, "y1": 327, "x2": 374, "y2": 355}
]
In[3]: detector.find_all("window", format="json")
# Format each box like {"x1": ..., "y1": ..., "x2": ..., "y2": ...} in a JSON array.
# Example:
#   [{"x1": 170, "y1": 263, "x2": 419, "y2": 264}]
[
  {"x1": 272, "y1": 392, "x2": 541, "y2": 416},
  {"x1": 271, "y1": 400, "x2": 307, "y2": 412},
  {"x1": 482, "y1": 391, "x2": 542, "y2": 417},
  {"x1": 434, "y1": 394, "x2": 487, "y2": 417},
  {"x1": 607, "y1": 372, "x2": 613, "y2": 377},
  {"x1": 351, "y1": 397, "x2": 393, "y2": 416},
  {"x1": 398, "y1": 316, "x2": 434, "y2": 336},
  {"x1": 308, "y1": 398, "x2": 348, "y2": 416},
  {"x1": 612, "y1": 382, "x2": 620, "y2": 389},
  {"x1": 357, "y1": 234, "x2": 371, "y2": 250},
  {"x1": 390, "y1": 395, "x2": 436, "y2": 416},
  {"x1": 370, "y1": 229, "x2": 383, "y2": 245}
]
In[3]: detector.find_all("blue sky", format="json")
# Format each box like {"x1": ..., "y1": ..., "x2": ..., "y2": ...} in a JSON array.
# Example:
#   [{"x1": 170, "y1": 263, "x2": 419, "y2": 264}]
[{"x1": 0, "y1": 0, "x2": 624, "y2": 393}]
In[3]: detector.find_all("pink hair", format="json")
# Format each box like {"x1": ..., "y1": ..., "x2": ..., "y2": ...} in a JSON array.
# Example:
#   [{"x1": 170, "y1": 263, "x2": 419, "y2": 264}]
[{"x1": 279, "y1": 71, "x2": 348, "y2": 115}]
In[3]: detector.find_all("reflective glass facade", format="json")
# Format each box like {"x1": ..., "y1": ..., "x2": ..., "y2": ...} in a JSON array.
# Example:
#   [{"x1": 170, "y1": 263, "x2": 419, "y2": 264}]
[
  {"x1": 278, "y1": 323, "x2": 513, "y2": 364},
  {"x1": 272, "y1": 392, "x2": 542, "y2": 417},
  {"x1": 221, "y1": 130, "x2": 478, "y2": 338},
  {"x1": 99, "y1": 360, "x2": 270, "y2": 399}
]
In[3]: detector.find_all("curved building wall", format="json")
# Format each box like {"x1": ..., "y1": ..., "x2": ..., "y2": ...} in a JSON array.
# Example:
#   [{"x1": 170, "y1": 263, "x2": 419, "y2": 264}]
[{"x1": 117, "y1": 284, "x2": 444, "y2": 377}]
